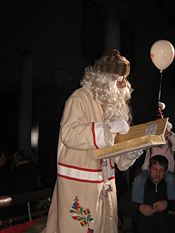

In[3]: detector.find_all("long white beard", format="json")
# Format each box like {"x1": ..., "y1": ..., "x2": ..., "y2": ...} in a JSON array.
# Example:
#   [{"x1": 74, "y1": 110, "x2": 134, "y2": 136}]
[
  {"x1": 81, "y1": 69, "x2": 132, "y2": 122},
  {"x1": 93, "y1": 84, "x2": 132, "y2": 122}
]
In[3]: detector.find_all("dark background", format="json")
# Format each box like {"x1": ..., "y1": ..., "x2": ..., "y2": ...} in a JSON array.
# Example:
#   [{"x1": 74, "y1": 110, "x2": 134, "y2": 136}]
[{"x1": 0, "y1": 0, "x2": 175, "y2": 188}]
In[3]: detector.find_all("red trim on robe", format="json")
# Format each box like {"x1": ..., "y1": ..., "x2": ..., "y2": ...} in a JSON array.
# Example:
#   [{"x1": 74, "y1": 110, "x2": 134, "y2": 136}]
[
  {"x1": 58, "y1": 173, "x2": 115, "y2": 183},
  {"x1": 58, "y1": 162, "x2": 102, "y2": 172},
  {"x1": 92, "y1": 122, "x2": 98, "y2": 149},
  {"x1": 110, "y1": 159, "x2": 115, "y2": 169}
]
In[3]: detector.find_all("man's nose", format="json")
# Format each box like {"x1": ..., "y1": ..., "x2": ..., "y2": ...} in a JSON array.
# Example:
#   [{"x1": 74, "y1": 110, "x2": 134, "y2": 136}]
[{"x1": 155, "y1": 171, "x2": 161, "y2": 176}]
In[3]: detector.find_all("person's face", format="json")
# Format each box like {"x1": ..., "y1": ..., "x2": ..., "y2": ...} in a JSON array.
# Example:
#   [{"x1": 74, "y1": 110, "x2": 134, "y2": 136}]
[
  {"x1": 148, "y1": 162, "x2": 167, "y2": 184},
  {"x1": 115, "y1": 76, "x2": 127, "y2": 88}
]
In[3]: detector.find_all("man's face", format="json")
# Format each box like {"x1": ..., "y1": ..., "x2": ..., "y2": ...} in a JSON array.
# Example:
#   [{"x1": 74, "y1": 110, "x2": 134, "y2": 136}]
[
  {"x1": 115, "y1": 76, "x2": 127, "y2": 88},
  {"x1": 148, "y1": 162, "x2": 167, "y2": 184}
]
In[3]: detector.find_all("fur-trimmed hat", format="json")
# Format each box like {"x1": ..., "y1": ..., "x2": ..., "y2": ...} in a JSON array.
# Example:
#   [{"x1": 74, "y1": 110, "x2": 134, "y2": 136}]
[{"x1": 93, "y1": 49, "x2": 130, "y2": 78}]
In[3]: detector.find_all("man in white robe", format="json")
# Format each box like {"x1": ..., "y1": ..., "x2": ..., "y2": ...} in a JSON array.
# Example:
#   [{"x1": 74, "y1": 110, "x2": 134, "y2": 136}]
[{"x1": 42, "y1": 50, "x2": 142, "y2": 233}]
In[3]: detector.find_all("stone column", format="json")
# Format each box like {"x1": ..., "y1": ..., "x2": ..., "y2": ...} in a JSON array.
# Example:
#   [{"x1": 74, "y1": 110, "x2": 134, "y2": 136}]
[
  {"x1": 102, "y1": 1, "x2": 128, "y2": 54},
  {"x1": 104, "y1": 17, "x2": 120, "y2": 54},
  {"x1": 17, "y1": 47, "x2": 33, "y2": 154}
]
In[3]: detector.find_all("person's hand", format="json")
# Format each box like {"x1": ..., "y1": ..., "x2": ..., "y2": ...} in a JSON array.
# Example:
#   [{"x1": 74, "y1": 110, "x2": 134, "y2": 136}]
[
  {"x1": 152, "y1": 200, "x2": 168, "y2": 213},
  {"x1": 109, "y1": 119, "x2": 129, "y2": 134},
  {"x1": 138, "y1": 204, "x2": 155, "y2": 216}
]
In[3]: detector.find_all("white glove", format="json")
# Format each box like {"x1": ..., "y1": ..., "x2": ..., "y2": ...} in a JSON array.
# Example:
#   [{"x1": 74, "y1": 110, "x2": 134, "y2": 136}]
[
  {"x1": 109, "y1": 119, "x2": 129, "y2": 134},
  {"x1": 167, "y1": 121, "x2": 173, "y2": 131}
]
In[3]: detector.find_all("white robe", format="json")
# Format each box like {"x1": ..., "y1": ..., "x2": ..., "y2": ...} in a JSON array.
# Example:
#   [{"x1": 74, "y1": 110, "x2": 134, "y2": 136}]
[{"x1": 42, "y1": 87, "x2": 139, "y2": 233}]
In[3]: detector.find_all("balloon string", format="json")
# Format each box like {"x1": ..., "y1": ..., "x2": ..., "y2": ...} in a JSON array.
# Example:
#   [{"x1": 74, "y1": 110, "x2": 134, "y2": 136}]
[
  {"x1": 158, "y1": 71, "x2": 163, "y2": 103},
  {"x1": 157, "y1": 71, "x2": 166, "y2": 119}
]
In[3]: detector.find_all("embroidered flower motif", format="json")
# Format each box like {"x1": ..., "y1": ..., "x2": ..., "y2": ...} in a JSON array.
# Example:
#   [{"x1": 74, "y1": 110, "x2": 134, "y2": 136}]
[{"x1": 69, "y1": 196, "x2": 94, "y2": 233}]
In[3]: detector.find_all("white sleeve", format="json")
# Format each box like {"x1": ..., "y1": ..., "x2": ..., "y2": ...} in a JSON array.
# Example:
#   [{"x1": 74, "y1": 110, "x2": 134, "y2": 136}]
[
  {"x1": 94, "y1": 122, "x2": 116, "y2": 148},
  {"x1": 94, "y1": 119, "x2": 130, "y2": 148},
  {"x1": 141, "y1": 149, "x2": 150, "y2": 170},
  {"x1": 168, "y1": 133, "x2": 175, "y2": 151},
  {"x1": 60, "y1": 96, "x2": 115, "y2": 150},
  {"x1": 115, "y1": 149, "x2": 143, "y2": 171}
]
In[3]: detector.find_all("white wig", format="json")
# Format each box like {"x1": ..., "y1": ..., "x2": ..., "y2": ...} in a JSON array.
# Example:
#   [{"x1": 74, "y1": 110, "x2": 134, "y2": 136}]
[{"x1": 81, "y1": 50, "x2": 133, "y2": 123}]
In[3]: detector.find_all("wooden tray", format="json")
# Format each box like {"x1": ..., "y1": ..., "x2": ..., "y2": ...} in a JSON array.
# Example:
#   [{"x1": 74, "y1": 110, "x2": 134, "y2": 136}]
[{"x1": 93, "y1": 118, "x2": 168, "y2": 160}]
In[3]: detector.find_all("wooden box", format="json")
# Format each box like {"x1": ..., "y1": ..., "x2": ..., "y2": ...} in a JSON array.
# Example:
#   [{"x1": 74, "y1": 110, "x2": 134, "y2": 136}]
[{"x1": 93, "y1": 118, "x2": 168, "y2": 160}]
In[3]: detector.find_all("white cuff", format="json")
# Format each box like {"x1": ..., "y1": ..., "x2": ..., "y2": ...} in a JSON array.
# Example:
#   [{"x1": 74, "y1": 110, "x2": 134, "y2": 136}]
[
  {"x1": 115, "y1": 150, "x2": 143, "y2": 171},
  {"x1": 168, "y1": 133, "x2": 175, "y2": 150},
  {"x1": 93, "y1": 122, "x2": 115, "y2": 148}
]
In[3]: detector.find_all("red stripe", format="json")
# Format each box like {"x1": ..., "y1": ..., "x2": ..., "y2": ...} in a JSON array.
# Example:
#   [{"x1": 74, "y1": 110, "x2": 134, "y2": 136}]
[
  {"x1": 92, "y1": 122, "x2": 98, "y2": 149},
  {"x1": 0, "y1": 219, "x2": 38, "y2": 233},
  {"x1": 110, "y1": 159, "x2": 115, "y2": 169},
  {"x1": 58, "y1": 173, "x2": 115, "y2": 183},
  {"x1": 109, "y1": 176, "x2": 115, "y2": 181},
  {"x1": 58, "y1": 162, "x2": 102, "y2": 172}
]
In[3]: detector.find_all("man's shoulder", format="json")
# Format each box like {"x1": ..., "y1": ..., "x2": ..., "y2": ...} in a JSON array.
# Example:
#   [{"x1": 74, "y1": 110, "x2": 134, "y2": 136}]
[{"x1": 69, "y1": 87, "x2": 93, "y2": 102}]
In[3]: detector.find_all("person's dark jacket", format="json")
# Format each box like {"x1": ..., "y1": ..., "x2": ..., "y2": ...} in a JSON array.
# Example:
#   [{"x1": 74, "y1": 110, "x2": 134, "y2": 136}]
[{"x1": 118, "y1": 178, "x2": 175, "y2": 233}]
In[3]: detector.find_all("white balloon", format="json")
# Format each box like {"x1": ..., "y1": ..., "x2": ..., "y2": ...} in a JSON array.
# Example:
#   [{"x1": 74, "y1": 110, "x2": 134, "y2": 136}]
[{"x1": 150, "y1": 40, "x2": 175, "y2": 72}]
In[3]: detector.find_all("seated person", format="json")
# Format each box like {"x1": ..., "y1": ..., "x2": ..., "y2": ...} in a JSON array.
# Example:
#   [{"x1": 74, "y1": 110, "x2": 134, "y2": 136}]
[
  {"x1": 118, "y1": 155, "x2": 175, "y2": 233},
  {"x1": 132, "y1": 123, "x2": 175, "y2": 203},
  {"x1": 11, "y1": 149, "x2": 39, "y2": 194}
]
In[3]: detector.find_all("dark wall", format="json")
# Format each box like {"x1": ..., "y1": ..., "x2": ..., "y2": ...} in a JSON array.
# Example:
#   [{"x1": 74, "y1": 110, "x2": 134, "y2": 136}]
[{"x1": 0, "y1": 0, "x2": 175, "y2": 188}]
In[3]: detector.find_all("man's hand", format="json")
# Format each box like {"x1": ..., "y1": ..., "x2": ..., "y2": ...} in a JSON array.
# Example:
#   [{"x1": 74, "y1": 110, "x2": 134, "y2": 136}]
[
  {"x1": 139, "y1": 204, "x2": 155, "y2": 216},
  {"x1": 109, "y1": 119, "x2": 129, "y2": 134},
  {"x1": 152, "y1": 200, "x2": 168, "y2": 213}
]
